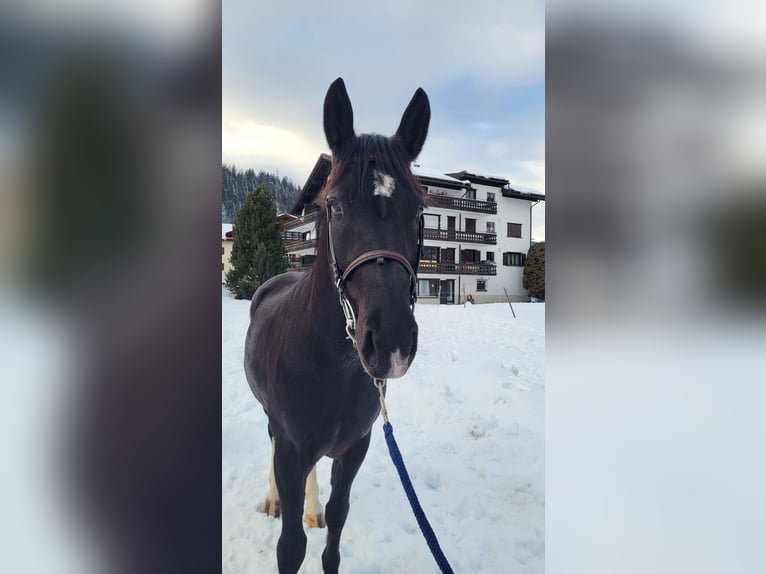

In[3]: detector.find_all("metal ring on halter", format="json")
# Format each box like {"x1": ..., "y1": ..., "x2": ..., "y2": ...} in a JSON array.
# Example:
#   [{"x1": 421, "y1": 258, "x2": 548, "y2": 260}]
[
  {"x1": 338, "y1": 289, "x2": 357, "y2": 345},
  {"x1": 374, "y1": 378, "x2": 388, "y2": 423}
]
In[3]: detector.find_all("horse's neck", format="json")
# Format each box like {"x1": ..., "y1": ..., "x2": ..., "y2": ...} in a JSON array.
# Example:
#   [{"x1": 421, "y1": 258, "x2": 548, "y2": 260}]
[{"x1": 302, "y1": 259, "x2": 346, "y2": 339}]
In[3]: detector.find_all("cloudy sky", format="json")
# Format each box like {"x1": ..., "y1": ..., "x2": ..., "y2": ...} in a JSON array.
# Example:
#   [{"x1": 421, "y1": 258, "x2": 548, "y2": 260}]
[{"x1": 223, "y1": 0, "x2": 545, "y2": 239}]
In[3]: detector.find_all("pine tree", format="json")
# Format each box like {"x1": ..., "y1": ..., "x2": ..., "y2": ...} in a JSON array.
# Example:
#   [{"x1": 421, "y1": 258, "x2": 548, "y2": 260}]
[
  {"x1": 225, "y1": 185, "x2": 288, "y2": 299},
  {"x1": 523, "y1": 242, "x2": 545, "y2": 301}
]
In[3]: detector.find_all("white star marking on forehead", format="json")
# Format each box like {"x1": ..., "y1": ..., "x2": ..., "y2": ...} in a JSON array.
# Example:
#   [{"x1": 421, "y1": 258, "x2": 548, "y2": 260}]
[{"x1": 373, "y1": 170, "x2": 396, "y2": 198}]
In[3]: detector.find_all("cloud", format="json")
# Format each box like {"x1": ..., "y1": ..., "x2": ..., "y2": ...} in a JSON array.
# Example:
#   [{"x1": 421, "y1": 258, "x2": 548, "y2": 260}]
[
  {"x1": 223, "y1": 0, "x2": 545, "y2": 198},
  {"x1": 222, "y1": 112, "x2": 319, "y2": 180}
]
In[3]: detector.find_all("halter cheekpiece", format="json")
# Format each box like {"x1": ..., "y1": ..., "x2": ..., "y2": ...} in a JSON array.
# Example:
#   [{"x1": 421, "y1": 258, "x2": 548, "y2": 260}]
[{"x1": 326, "y1": 203, "x2": 424, "y2": 348}]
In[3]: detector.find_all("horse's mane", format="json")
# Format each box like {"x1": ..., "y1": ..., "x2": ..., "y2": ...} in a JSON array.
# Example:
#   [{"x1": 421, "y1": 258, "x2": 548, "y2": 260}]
[{"x1": 319, "y1": 134, "x2": 424, "y2": 204}]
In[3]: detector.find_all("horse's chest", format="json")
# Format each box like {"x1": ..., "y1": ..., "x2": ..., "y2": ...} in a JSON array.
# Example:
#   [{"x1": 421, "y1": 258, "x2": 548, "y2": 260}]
[{"x1": 278, "y1": 374, "x2": 380, "y2": 457}]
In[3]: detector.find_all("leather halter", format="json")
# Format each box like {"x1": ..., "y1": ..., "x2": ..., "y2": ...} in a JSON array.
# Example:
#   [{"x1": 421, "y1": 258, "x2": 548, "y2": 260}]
[{"x1": 326, "y1": 203, "x2": 424, "y2": 347}]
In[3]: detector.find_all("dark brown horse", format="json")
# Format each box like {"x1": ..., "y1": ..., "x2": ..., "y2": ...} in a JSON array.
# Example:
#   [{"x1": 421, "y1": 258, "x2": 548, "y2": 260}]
[{"x1": 244, "y1": 78, "x2": 430, "y2": 573}]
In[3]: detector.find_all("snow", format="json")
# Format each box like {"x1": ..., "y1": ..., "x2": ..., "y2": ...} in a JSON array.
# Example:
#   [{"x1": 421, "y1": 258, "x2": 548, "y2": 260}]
[
  {"x1": 410, "y1": 165, "x2": 466, "y2": 185},
  {"x1": 222, "y1": 287, "x2": 544, "y2": 573},
  {"x1": 222, "y1": 223, "x2": 233, "y2": 239},
  {"x1": 507, "y1": 183, "x2": 542, "y2": 195}
]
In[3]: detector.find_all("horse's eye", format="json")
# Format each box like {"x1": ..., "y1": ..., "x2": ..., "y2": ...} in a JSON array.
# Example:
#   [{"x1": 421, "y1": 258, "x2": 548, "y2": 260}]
[{"x1": 328, "y1": 199, "x2": 343, "y2": 216}]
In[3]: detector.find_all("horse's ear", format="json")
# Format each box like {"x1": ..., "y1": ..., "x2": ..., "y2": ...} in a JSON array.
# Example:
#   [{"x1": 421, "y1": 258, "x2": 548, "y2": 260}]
[
  {"x1": 395, "y1": 88, "x2": 430, "y2": 161},
  {"x1": 324, "y1": 78, "x2": 355, "y2": 156}
]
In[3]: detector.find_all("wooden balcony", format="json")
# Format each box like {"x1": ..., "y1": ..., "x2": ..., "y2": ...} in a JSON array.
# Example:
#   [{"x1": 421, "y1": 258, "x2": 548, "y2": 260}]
[
  {"x1": 284, "y1": 238, "x2": 317, "y2": 252},
  {"x1": 283, "y1": 210, "x2": 319, "y2": 231},
  {"x1": 282, "y1": 231, "x2": 303, "y2": 241},
  {"x1": 422, "y1": 228, "x2": 496, "y2": 245},
  {"x1": 418, "y1": 261, "x2": 498, "y2": 275},
  {"x1": 286, "y1": 265, "x2": 312, "y2": 272},
  {"x1": 426, "y1": 193, "x2": 497, "y2": 214},
  {"x1": 286, "y1": 254, "x2": 316, "y2": 272},
  {"x1": 283, "y1": 258, "x2": 497, "y2": 276}
]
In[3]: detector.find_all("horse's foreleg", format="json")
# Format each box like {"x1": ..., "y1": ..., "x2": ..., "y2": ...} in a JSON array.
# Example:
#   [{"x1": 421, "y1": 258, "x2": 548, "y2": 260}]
[
  {"x1": 258, "y1": 437, "x2": 280, "y2": 518},
  {"x1": 321, "y1": 432, "x2": 371, "y2": 574},
  {"x1": 273, "y1": 441, "x2": 310, "y2": 574},
  {"x1": 260, "y1": 441, "x2": 324, "y2": 527},
  {"x1": 304, "y1": 465, "x2": 326, "y2": 528}
]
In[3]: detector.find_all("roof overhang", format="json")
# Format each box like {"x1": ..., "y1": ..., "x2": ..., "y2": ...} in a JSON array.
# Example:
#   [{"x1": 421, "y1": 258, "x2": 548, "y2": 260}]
[
  {"x1": 290, "y1": 153, "x2": 332, "y2": 215},
  {"x1": 446, "y1": 170, "x2": 509, "y2": 188},
  {"x1": 501, "y1": 187, "x2": 546, "y2": 202},
  {"x1": 416, "y1": 175, "x2": 466, "y2": 191}
]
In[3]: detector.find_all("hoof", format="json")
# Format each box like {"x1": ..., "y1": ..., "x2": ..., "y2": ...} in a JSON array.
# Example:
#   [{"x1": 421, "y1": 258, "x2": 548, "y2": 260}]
[
  {"x1": 259, "y1": 498, "x2": 280, "y2": 518},
  {"x1": 304, "y1": 512, "x2": 326, "y2": 529}
]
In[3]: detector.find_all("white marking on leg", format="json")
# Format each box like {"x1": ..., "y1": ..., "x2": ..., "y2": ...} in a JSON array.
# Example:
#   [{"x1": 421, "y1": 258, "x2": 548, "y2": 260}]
[
  {"x1": 304, "y1": 465, "x2": 323, "y2": 516},
  {"x1": 260, "y1": 438, "x2": 279, "y2": 514},
  {"x1": 373, "y1": 170, "x2": 396, "y2": 198},
  {"x1": 387, "y1": 349, "x2": 409, "y2": 378}
]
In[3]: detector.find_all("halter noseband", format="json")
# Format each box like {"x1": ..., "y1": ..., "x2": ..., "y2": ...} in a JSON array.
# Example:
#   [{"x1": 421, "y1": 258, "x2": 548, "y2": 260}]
[{"x1": 326, "y1": 204, "x2": 424, "y2": 348}]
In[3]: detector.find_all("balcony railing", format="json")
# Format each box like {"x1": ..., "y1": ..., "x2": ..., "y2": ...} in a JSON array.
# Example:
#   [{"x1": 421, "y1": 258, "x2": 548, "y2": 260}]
[
  {"x1": 427, "y1": 193, "x2": 497, "y2": 214},
  {"x1": 286, "y1": 254, "x2": 316, "y2": 272},
  {"x1": 418, "y1": 261, "x2": 498, "y2": 275},
  {"x1": 422, "y1": 228, "x2": 497, "y2": 245},
  {"x1": 286, "y1": 264, "x2": 312, "y2": 272},
  {"x1": 283, "y1": 210, "x2": 319, "y2": 231},
  {"x1": 282, "y1": 231, "x2": 303, "y2": 241},
  {"x1": 284, "y1": 238, "x2": 317, "y2": 252}
]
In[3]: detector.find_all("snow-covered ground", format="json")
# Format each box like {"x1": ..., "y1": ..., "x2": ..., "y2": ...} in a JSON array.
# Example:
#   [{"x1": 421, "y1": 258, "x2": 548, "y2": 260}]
[{"x1": 222, "y1": 287, "x2": 544, "y2": 573}]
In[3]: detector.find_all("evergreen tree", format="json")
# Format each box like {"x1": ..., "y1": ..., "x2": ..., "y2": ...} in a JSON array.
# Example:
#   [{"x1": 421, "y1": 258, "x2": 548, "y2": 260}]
[
  {"x1": 225, "y1": 185, "x2": 288, "y2": 299},
  {"x1": 523, "y1": 242, "x2": 545, "y2": 301}
]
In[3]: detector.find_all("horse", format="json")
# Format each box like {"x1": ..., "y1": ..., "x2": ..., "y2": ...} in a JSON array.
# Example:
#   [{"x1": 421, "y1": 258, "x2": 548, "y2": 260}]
[{"x1": 244, "y1": 77, "x2": 430, "y2": 573}]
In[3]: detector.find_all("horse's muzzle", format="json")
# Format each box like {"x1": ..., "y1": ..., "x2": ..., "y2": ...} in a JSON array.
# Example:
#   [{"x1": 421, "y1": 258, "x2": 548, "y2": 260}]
[{"x1": 358, "y1": 315, "x2": 417, "y2": 379}]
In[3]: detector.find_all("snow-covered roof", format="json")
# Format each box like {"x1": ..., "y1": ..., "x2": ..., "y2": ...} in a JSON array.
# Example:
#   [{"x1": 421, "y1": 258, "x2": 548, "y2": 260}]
[
  {"x1": 507, "y1": 183, "x2": 542, "y2": 195},
  {"x1": 222, "y1": 223, "x2": 233, "y2": 240},
  {"x1": 410, "y1": 164, "x2": 466, "y2": 185}
]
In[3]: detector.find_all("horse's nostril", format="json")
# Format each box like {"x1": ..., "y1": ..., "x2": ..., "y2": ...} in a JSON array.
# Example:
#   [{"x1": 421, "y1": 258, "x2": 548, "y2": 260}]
[
  {"x1": 362, "y1": 329, "x2": 376, "y2": 363},
  {"x1": 409, "y1": 325, "x2": 418, "y2": 358}
]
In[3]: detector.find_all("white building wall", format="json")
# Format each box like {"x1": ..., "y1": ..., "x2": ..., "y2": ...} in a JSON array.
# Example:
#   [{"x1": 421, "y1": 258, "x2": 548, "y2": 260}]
[
  {"x1": 495, "y1": 191, "x2": 533, "y2": 301},
  {"x1": 417, "y1": 178, "x2": 535, "y2": 304}
]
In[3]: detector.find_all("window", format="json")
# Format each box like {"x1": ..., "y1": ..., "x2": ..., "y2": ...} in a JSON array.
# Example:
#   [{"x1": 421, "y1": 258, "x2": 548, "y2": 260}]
[
  {"x1": 486, "y1": 221, "x2": 495, "y2": 234},
  {"x1": 418, "y1": 279, "x2": 439, "y2": 298},
  {"x1": 487, "y1": 192, "x2": 495, "y2": 203},
  {"x1": 422, "y1": 246, "x2": 440, "y2": 261},
  {"x1": 485, "y1": 251, "x2": 494, "y2": 262},
  {"x1": 423, "y1": 213, "x2": 440, "y2": 229},
  {"x1": 477, "y1": 280, "x2": 487, "y2": 292},
  {"x1": 464, "y1": 188, "x2": 476, "y2": 200},
  {"x1": 503, "y1": 252, "x2": 526, "y2": 267},
  {"x1": 507, "y1": 222, "x2": 522, "y2": 238},
  {"x1": 465, "y1": 218, "x2": 476, "y2": 233},
  {"x1": 222, "y1": 246, "x2": 225, "y2": 255},
  {"x1": 461, "y1": 249, "x2": 480, "y2": 264},
  {"x1": 302, "y1": 231, "x2": 311, "y2": 241}
]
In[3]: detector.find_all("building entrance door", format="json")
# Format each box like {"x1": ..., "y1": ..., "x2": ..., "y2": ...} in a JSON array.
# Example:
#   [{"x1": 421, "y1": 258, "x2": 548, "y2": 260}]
[{"x1": 439, "y1": 280, "x2": 454, "y2": 304}]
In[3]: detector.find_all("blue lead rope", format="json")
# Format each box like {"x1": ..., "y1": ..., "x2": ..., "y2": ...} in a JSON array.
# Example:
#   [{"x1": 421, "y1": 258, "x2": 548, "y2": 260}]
[{"x1": 382, "y1": 421, "x2": 455, "y2": 574}]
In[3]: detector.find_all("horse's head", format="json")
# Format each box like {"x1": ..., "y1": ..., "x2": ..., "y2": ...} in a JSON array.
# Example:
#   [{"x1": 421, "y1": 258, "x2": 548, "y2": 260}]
[{"x1": 320, "y1": 77, "x2": 430, "y2": 379}]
